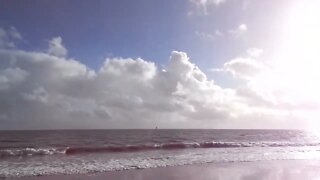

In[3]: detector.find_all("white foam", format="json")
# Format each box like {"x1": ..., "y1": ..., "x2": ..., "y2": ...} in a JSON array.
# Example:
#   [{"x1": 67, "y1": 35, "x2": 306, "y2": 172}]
[
  {"x1": 2, "y1": 146, "x2": 320, "y2": 178},
  {"x1": 0, "y1": 148, "x2": 65, "y2": 157}
]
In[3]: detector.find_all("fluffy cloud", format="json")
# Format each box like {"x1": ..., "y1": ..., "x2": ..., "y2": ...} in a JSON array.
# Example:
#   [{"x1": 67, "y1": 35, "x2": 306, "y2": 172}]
[
  {"x1": 218, "y1": 57, "x2": 265, "y2": 80},
  {"x1": 47, "y1": 37, "x2": 67, "y2": 57},
  {"x1": 213, "y1": 48, "x2": 265, "y2": 80},
  {"x1": 216, "y1": 50, "x2": 320, "y2": 116},
  {"x1": 210, "y1": 45, "x2": 320, "y2": 130},
  {"x1": 0, "y1": 67, "x2": 28, "y2": 90},
  {"x1": 0, "y1": 44, "x2": 257, "y2": 129},
  {"x1": 0, "y1": 32, "x2": 317, "y2": 129},
  {"x1": 0, "y1": 48, "x2": 218, "y2": 129}
]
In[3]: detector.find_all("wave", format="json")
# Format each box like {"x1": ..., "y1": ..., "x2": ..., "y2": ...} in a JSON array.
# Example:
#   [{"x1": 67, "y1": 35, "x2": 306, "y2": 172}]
[
  {"x1": 3, "y1": 145, "x2": 320, "y2": 178},
  {"x1": 0, "y1": 147, "x2": 65, "y2": 158},
  {"x1": 2, "y1": 141, "x2": 320, "y2": 157},
  {"x1": 65, "y1": 141, "x2": 320, "y2": 155}
]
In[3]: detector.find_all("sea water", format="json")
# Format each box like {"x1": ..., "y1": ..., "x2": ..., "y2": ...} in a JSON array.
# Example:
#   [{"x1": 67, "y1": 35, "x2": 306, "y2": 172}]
[{"x1": 1, "y1": 129, "x2": 320, "y2": 178}]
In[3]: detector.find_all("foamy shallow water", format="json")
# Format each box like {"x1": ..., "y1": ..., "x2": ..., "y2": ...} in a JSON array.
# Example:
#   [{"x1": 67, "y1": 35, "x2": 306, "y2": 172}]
[
  {"x1": 2, "y1": 146, "x2": 320, "y2": 178},
  {"x1": 1, "y1": 130, "x2": 320, "y2": 178}
]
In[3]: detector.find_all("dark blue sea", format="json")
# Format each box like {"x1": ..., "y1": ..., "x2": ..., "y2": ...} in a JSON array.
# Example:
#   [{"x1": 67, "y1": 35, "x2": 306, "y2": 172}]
[{"x1": 1, "y1": 129, "x2": 320, "y2": 178}]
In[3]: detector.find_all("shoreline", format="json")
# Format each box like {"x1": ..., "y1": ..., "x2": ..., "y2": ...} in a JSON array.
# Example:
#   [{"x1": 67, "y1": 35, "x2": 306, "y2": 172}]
[{"x1": 8, "y1": 159, "x2": 320, "y2": 180}]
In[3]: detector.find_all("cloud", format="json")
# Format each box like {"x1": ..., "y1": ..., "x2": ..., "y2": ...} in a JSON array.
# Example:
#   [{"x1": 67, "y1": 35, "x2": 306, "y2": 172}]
[
  {"x1": 229, "y1": 24, "x2": 248, "y2": 37},
  {"x1": 190, "y1": 0, "x2": 226, "y2": 7},
  {"x1": 189, "y1": 0, "x2": 226, "y2": 15},
  {"x1": 217, "y1": 57, "x2": 265, "y2": 80},
  {"x1": 195, "y1": 31, "x2": 215, "y2": 40},
  {"x1": 196, "y1": 24, "x2": 247, "y2": 41},
  {"x1": 0, "y1": 33, "x2": 318, "y2": 129},
  {"x1": 247, "y1": 48, "x2": 263, "y2": 58},
  {"x1": 0, "y1": 67, "x2": 29, "y2": 90},
  {"x1": 213, "y1": 50, "x2": 320, "y2": 121},
  {"x1": 0, "y1": 26, "x2": 22, "y2": 48},
  {"x1": 195, "y1": 30, "x2": 223, "y2": 40},
  {"x1": 47, "y1": 36, "x2": 67, "y2": 57},
  {"x1": 238, "y1": 24, "x2": 247, "y2": 32},
  {"x1": 0, "y1": 42, "x2": 256, "y2": 129},
  {"x1": 8, "y1": 27, "x2": 22, "y2": 40},
  {"x1": 212, "y1": 48, "x2": 265, "y2": 80}
]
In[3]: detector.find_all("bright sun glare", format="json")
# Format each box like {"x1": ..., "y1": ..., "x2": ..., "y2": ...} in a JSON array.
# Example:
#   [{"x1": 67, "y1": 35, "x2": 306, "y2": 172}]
[
  {"x1": 280, "y1": 0, "x2": 320, "y2": 95},
  {"x1": 254, "y1": 1, "x2": 320, "y2": 105}
]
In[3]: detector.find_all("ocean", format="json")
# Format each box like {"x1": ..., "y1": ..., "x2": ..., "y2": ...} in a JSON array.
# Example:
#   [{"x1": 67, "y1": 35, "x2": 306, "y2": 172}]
[{"x1": 1, "y1": 129, "x2": 320, "y2": 178}]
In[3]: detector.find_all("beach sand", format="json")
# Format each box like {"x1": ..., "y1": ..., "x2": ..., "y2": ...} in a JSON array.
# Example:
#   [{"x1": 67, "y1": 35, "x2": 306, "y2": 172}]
[{"x1": 10, "y1": 160, "x2": 320, "y2": 180}]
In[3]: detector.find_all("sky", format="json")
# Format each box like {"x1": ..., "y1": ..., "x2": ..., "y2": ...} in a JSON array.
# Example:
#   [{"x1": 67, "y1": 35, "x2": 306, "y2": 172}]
[{"x1": 0, "y1": 0, "x2": 320, "y2": 130}]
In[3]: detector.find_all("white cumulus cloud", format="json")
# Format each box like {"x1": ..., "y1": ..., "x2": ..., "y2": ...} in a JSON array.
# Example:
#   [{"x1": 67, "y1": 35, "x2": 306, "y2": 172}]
[
  {"x1": 47, "y1": 36, "x2": 67, "y2": 57},
  {"x1": 0, "y1": 34, "x2": 318, "y2": 130}
]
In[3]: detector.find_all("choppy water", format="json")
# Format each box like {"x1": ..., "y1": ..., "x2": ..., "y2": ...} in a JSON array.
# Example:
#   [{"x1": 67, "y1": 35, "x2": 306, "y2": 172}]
[{"x1": 1, "y1": 129, "x2": 320, "y2": 178}]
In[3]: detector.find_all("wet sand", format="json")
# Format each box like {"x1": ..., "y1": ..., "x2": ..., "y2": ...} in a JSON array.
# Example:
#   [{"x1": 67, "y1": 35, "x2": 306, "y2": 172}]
[{"x1": 9, "y1": 160, "x2": 320, "y2": 180}]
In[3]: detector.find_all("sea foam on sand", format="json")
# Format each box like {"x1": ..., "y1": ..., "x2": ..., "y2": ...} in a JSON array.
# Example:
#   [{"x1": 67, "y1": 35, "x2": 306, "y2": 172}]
[{"x1": 11, "y1": 160, "x2": 320, "y2": 180}]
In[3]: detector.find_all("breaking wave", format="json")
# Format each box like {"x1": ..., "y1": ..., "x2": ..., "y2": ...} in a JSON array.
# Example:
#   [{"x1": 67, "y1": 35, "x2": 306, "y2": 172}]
[
  {"x1": 0, "y1": 147, "x2": 66, "y2": 158},
  {"x1": 2, "y1": 141, "x2": 320, "y2": 158}
]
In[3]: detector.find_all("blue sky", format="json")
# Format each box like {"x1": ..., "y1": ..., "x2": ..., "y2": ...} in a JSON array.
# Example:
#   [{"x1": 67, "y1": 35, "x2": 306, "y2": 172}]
[{"x1": 0, "y1": 0, "x2": 289, "y2": 86}]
